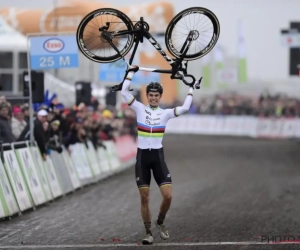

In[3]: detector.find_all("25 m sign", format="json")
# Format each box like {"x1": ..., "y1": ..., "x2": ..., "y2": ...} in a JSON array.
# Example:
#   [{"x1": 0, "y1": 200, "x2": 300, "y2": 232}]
[{"x1": 29, "y1": 35, "x2": 79, "y2": 70}]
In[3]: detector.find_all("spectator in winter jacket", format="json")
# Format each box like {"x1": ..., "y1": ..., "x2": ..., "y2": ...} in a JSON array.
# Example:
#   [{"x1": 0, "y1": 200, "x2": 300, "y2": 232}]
[
  {"x1": 34, "y1": 109, "x2": 48, "y2": 160},
  {"x1": 0, "y1": 103, "x2": 15, "y2": 143},
  {"x1": 11, "y1": 106, "x2": 27, "y2": 140}
]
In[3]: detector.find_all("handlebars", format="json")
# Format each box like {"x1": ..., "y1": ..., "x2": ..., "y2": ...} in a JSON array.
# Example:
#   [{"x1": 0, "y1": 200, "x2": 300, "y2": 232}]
[
  {"x1": 110, "y1": 66, "x2": 202, "y2": 92},
  {"x1": 170, "y1": 72, "x2": 201, "y2": 89}
]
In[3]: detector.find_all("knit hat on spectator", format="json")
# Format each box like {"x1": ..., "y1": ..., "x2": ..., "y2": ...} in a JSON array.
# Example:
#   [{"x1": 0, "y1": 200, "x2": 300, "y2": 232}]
[
  {"x1": 21, "y1": 104, "x2": 29, "y2": 112},
  {"x1": 102, "y1": 109, "x2": 112, "y2": 118},
  {"x1": 37, "y1": 109, "x2": 48, "y2": 116},
  {"x1": 0, "y1": 102, "x2": 9, "y2": 110},
  {"x1": 51, "y1": 120, "x2": 60, "y2": 126},
  {"x1": 13, "y1": 106, "x2": 22, "y2": 115}
]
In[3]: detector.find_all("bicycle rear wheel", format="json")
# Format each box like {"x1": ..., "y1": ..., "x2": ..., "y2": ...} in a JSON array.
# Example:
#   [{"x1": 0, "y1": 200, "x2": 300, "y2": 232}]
[
  {"x1": 76, "y1": 8, "x2": 135, "y2": 63},
  {"x1": 165, "y1": 7, "x2": 220, "y2": 61}
]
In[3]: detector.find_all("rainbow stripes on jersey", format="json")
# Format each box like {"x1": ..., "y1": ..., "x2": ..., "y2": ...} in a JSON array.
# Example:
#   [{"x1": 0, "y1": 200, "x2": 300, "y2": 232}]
[
  {"x1": 127, "y1": 97, "x2": 135, "y2": 106},
  {"x1": 137, "y1": 122, "x2": 165, "y2": 138}
]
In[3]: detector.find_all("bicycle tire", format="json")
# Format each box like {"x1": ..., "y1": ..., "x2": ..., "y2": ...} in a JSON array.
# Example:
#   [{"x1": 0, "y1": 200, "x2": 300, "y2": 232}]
[
  {"x1": 76, "y1": 8, "x2": 135, "y2": 63},
  {"x1": 165, "y1": 7, "x2": 220, "y2": 61}
]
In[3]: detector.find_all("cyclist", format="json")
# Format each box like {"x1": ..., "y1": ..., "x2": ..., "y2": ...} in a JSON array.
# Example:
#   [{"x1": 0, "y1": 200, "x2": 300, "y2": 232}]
[{"x1": 121, "y1": 65, "x2": 198, "y2": 245}]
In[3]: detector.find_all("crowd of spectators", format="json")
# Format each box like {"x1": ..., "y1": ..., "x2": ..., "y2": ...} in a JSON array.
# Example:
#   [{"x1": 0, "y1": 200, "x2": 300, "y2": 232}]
[
  {"x1": 175, "y1": 92, "x2": 300, "y2": 117},
  {"x1": 0, "y1": 95, "x2": 137, "y2": 160},
  {"x1": 0, "y1": 91, "x2": 299, "y2": 158}
]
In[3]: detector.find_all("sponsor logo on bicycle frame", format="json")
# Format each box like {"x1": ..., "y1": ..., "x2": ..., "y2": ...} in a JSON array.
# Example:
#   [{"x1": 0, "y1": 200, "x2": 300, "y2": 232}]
[
  {"x1": 43, "y1": 38, "x2": 64, "y2": 53},
  {"x1": 148, "y1": 37, "x2": 174, "y2": 63}
]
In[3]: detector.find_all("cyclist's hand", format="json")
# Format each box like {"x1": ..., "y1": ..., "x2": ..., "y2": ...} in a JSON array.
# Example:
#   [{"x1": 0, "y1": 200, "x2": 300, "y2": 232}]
[{"x1": 127, "y1": 65, "x2": 139, "y2": 73}]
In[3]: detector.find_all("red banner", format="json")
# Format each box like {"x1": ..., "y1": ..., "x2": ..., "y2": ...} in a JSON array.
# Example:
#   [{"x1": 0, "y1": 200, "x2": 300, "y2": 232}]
[{"x1": 115, "y1": 135, "x2": 137, "y2": 162}]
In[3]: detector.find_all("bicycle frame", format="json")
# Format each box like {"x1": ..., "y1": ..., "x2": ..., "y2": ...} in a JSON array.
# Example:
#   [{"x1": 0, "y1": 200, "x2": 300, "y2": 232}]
[{"x1": 102, "y1": 17, "x2": 201, "y2": 87}]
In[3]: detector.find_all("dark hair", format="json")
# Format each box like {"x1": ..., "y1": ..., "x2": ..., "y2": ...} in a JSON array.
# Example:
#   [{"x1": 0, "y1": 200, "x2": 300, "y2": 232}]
[
  {"x1": 0, "y1": 103, "x2": 9, "y2": 110},
  {"x1": 146, "y1": 82, "x2": 163, "y2": 94}
]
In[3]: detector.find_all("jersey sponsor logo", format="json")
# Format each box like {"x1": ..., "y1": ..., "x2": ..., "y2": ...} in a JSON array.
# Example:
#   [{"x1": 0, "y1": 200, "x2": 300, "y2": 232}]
[
  {"x1": 136, "y1": 177, "x2": 140, "y2": 181},
  {"x1": 167, "y1": 174, "x2": 171, "y2": 178},
  {"x1": 145, "y1": 110, "x2": 151, "y2": 115},
  {"x1": 146, "y1": 116, "x2": 160, "y2": 121},
  {"x1": 145, "y1": 120, "x2": 160, "y2": 126},
  {"x1": 146, "y1": 116, "x2": 160, "y2": 122}
]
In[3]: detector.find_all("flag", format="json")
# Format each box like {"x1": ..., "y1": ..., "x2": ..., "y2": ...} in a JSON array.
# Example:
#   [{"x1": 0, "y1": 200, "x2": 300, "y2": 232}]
[
  {"x1": 201, "y1": 54, "x2": 211, "y2": 88},
  {"x1": 213, "y1": 43, "x2": 226, "y2": 88},
  {"x1": 237, "y1": 20, "x2": 247, "y2": 83}
]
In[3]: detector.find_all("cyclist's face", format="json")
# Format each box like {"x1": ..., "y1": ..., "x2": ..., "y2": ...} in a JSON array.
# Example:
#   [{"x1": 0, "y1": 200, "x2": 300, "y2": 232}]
[{"x1": 147, "y1": 92, "x2": 161, "y2": 106}]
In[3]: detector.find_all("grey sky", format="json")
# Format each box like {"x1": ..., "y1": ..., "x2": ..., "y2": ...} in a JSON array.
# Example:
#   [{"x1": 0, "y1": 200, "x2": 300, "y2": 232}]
[
  {"x1": 1, "y1": 0, "x2": 300, "y2": 82},
  {"x1": 0, "y1": 0, "x2": 152, "y2": 9}
]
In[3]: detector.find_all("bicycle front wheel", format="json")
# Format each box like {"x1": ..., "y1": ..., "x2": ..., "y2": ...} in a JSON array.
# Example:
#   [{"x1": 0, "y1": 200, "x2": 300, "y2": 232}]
[
  {"x1": 165, "y1": 7, "x2": 220, "y2": 61},
  {"x1": 76, "y1": 8, "x2": 135, "y2": 63}
]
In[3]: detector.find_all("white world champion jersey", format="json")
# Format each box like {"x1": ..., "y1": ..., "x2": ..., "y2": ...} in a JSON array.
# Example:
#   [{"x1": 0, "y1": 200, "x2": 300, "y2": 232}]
[{"x1": 121, "y1": 72, "x2": 194, "y2": 149}]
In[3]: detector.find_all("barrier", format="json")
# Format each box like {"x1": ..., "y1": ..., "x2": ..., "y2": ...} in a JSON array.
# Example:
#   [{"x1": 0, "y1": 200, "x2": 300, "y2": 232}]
[
  {"x1": 0, "y1": 135, "x2": 137, "y2": 219},
  {"x1": 97, "y1": 146, "x2": 111, "y2": 175},
  {"x1": 69, "y1": 143, "x2": 93, "y2": 185},
  {"x1": 2, "y1": 147, "x2": 32, "y2": 212},
  {"x1": 103, "y1": 141, "x2": 121, "y2": 170},
  {"x1": 30, "y1": 145, "x2": 53, "y2": 201},
  {"x1": 44, "y1": 157, "x2": 63, "y2": 198},
  {"x1": 2, "y1": 115, "x2": 296, "y2": 220},
  {"x1": 84, "y1": 141, "x2": 102, "y2": 181},
  {"x1": 0, "y1": 159, "x2": 19, "y2": 218},
  {"x1": 14, "y1": 146, "x2": 47, "y2": 206},
  {"x1": 50, "y1": 150, "x2": 74, "y2": 195},
  {"x1": 115, "y1": 135, "x2": 137, "y2": 162},
  {"x1": 256, "y1": 117, "x2": 298, "y2": 139},
  {"x1": 165, "y1": 115, "x2": 300, "y2": 139},
  {"x1": 61, "y1": 150, "x2": 81, "y2": 190}
]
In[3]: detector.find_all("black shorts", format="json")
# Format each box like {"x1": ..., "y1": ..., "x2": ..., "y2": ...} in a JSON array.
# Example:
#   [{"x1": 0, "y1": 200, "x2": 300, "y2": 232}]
[{"x1": 135, "y1": 147, "x2": 172, "y2": 189}]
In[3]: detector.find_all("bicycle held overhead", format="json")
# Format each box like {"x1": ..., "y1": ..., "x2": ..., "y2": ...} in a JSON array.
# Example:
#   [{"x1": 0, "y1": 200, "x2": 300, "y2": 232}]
[
  {"x1": 76, "y1": 7, "x2": 220, "y2": 91},
  {"x1": 76, "y1": 6, "x2": 220, "y2": 245}
]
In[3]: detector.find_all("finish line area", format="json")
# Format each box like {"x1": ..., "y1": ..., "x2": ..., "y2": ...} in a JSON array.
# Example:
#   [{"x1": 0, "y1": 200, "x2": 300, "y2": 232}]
[{"x1": 1, "y1": 135, "x2": 300, "y2": 250}]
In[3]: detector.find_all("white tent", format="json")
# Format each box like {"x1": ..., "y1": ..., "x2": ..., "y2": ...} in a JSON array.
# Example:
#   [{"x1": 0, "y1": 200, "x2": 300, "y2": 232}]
[{"x1": 0, "y1": 15, "x2": 27, "y2": 50}]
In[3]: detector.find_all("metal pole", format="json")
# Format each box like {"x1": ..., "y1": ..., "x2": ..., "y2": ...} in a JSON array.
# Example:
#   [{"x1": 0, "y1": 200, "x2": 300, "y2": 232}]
[
  {"x1": 53, "y1": 0, "x2": 58, "y2": 78},
  {"x1": 0, "y1": 140, "x2": 3, "y2": 164},
  {"x1": 26, "y1": 36, "x2": 34, "y2": 145}
]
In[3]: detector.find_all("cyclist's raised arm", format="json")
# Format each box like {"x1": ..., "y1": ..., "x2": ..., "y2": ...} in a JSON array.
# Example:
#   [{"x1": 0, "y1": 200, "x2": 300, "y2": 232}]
[
  {"x1": 121, "y1": 66, "x2": 143, "y2": 112},
  {"x1": 165, "y1": 86, "x2": 194, "y2": 119}
]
